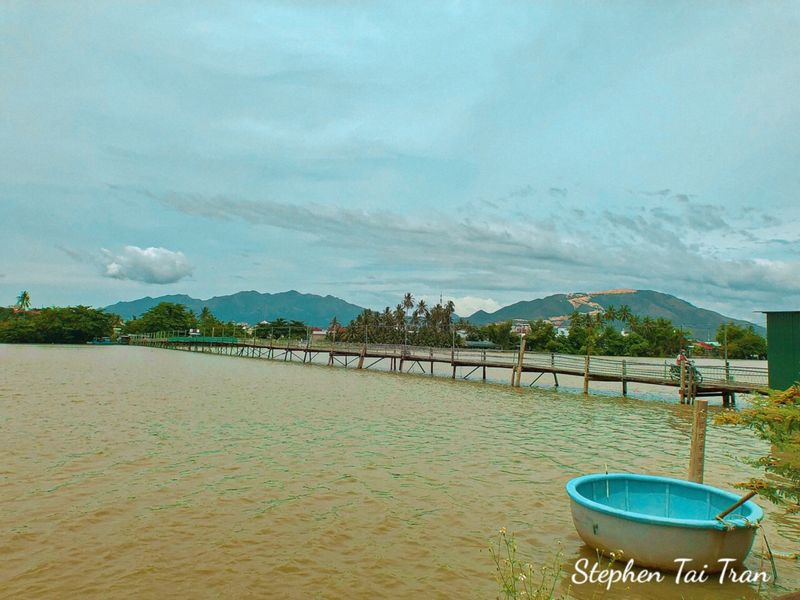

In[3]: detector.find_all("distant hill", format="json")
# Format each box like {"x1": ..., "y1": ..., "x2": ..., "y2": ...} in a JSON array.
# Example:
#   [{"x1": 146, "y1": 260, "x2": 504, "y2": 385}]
[
  {"x1": 105, "y1": 290, "x2": 365, "y2": 326},
  {"x1": 106, "y1": 288, "x2": 765, "y2": 338},
  {"x1": 465, "y1": 289, "x2": 765, "y2": 338}
]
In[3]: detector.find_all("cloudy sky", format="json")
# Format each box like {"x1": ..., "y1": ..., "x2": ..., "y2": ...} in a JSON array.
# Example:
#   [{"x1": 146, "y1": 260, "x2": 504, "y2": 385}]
[{"x1": 2, "y1": 2, "x2": 798, "y2": 322}]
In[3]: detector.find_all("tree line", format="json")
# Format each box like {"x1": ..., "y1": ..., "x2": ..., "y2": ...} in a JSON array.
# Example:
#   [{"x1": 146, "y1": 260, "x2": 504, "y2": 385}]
[
  {"x1": 122, "y1": 303, "x2": 311, "y2": 339},
  {"x1": 467, "y1": 304, "x2": 767, "y2": 359},
  {"x1": 0, "y1": 291, "x2": 119, "y2": 344},
  {"x1": 330, "y1": 293, "x2": 465, "y2": 348},
  {"x1": 1, "y1": 292, "x2": 767, "y2": 359}
]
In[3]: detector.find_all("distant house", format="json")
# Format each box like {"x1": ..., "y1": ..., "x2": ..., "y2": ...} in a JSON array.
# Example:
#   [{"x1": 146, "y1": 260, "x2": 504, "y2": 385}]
[{"x1": 691, "y1": 341, "x2": 715, "y2": 352}]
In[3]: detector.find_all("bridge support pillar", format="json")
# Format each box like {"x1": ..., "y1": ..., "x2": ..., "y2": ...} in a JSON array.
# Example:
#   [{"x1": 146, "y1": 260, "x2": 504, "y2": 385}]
[
  {"x1": 621, "y1": 360, "x2": 628, "y2": 397},
  {"x1": 583, "y1": 356, "x2": 590, "y2": 395},
  {"x1": 357, "y1": 347, "x2": 365, "y2": 369}
]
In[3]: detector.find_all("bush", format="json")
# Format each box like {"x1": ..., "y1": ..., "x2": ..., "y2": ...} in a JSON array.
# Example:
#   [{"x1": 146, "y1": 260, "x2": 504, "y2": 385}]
[{"x1": 715, "y1": 385, "x2": 800, "y2": 512}]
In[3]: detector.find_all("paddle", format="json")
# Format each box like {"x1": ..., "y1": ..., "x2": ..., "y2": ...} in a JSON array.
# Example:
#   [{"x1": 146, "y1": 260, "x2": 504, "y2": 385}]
[{"x1": 715, "y1": 491, "x2": 758, "y2": 521}]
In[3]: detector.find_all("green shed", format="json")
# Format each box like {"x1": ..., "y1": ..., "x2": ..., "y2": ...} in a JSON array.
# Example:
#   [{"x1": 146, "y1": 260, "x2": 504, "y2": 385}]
[{"x1": 763, "y1": 311, "x2": 800, "y2": 390}]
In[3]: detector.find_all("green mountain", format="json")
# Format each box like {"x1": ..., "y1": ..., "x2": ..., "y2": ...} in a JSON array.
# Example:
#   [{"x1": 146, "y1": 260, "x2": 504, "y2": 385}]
[
  {"x1": 106, "y1": 288, "x2": 765, "y2": 339},
  {"x1": 465, "y1": 289, "x2": 765, "y2": 339},
  {"x1": 105, "y1": 290, "x2": 365, "y2": 326}
]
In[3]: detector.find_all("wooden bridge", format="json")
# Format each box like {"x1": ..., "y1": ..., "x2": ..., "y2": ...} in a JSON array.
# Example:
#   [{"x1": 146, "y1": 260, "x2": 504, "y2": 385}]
[{"x1": 127, "y1": 333, "x2": 769, "y2": 405}]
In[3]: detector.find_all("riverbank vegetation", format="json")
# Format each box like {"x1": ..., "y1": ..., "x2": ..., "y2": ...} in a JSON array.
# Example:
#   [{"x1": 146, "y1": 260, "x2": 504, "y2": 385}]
[
  {"x1": 716, "y1": 385, "x2": 800, "y2": 512},
  {"x1": 468, "y1": 305, "x2": 766, "y2": 359},
  {"x1": 333, "y1": 293, "x2": 466, "y2": 347},
  {"x1": 0, "y1": 296, "x2": 118, "y2": 344},
  {"x1": 489, "y1": 529, "x2": 566, "y2": 599},
  {"x1": 3, "y1": 291, "x2": 766, "y2": 359},
  {"x1": 122, "y1": 302, "x2": 310, "y2": 339}
]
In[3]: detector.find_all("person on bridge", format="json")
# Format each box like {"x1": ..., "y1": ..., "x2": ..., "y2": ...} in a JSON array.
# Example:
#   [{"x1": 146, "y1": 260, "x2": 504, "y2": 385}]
[{"x1": 676, "y1": 349, "x2": 689, "y2": 365}]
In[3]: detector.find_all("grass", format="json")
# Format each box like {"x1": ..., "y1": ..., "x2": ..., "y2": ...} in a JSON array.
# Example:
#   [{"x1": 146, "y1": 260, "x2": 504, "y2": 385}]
[{"x1": 489, "y1": 529, "x2": 568, "y2": 599}]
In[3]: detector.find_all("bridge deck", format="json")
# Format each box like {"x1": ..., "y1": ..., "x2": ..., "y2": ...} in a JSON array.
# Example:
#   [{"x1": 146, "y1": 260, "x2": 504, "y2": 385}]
[{"x1": 127, "y1": 335, "x2": 769, "y2": 402}]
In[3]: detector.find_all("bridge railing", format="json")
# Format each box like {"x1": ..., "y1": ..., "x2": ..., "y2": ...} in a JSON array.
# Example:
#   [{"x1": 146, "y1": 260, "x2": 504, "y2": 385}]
[{"x1": 131, "y1": 333, "x2": 769, "y2": 388}]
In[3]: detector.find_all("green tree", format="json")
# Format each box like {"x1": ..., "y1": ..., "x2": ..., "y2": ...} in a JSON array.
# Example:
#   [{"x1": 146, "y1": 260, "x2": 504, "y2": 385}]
[
  {"x1": 467, "y1": 320, "x2": 517, "y2": 350},
  {"x1": 524, "y1": 320, "x2": 558, "y2": 352},
  {"x1": 603, "y1": 305, "x2": 618, "y2": 323},
  {"x1": 0, "y1": 306, "x2": 116, "y2": 343},
  {"x1": 716, "y1": 322, "x2": 767, "y2": 359},
  {"x1": 198, "y1": 306, "x2": 224, "y2": 333},
  {"x1": 123, "y1": 302, "x2": 197, "y2": 334},
  {"x1": 716, "y1": 385, "x2": 800, "y2": 512},
  {"x1": 340, "y1": 294, "x2": 460, "y2": 347},
  {"x1": 617, "y1": 304, "x2": 633, "y2": 324},
  {"x1": 16, "y1": 290, "x2": 31, "y2": 311}
]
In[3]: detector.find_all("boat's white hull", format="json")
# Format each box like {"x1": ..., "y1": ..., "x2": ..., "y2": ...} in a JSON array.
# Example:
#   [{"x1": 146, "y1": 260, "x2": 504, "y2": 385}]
[{"x1": 570, "y1": 500, "x2": 759, "y2": 572}]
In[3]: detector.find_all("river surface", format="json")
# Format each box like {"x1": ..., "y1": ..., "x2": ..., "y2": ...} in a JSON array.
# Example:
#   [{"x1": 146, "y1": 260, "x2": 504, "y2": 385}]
[{"x1": 1, "y1": 345, "x2": 797, "y2": 599}]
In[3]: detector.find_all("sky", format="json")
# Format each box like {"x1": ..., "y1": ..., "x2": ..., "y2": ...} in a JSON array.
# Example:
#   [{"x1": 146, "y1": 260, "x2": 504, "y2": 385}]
[{"x1": 2, "y1": 1, "x2": 799, "y2": 323}]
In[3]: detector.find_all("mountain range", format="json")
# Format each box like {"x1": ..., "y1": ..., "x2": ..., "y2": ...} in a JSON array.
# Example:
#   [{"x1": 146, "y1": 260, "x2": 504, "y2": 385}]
[
  {"x1": 105, "y1": 290, "x2": 365, "y2": 326},
  {"x1": 105, "y1": 288, "x2": 765, "y2": 337},
  {"x1": 466, "y1": 289, "x2": 764, "y2": 338}
]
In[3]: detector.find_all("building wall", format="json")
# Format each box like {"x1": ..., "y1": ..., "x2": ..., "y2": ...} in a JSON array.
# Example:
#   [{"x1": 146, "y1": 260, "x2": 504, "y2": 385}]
[{"x1": 766, "y1": 312, "x2": 800, "y2": 390}]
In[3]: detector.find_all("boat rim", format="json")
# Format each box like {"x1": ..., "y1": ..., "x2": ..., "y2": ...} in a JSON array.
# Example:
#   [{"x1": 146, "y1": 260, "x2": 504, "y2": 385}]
[{"x1": 566, "y1": 473, "x2": 764, "y2": 530}]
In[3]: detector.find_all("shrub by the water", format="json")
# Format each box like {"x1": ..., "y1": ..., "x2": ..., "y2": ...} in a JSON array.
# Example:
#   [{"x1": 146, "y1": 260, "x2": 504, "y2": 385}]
[
  {"x1": 0, "y1": 306, "x2": 117, "y2": 344},
  {"x1": 715, "y1": 385, "x2": 800, "y2": 512},
  {"x1": 489, "y1": 529, "x2": 566, "y2": 599}
]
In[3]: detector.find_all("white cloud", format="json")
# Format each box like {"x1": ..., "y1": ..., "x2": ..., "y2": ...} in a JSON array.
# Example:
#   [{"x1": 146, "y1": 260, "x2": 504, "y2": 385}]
[
  {"x1": 101, "y1": 246, "x2": 193, "y2": 284},
  {"x1": 452, "y1": 296, "x2": 502, "y2": 317}
]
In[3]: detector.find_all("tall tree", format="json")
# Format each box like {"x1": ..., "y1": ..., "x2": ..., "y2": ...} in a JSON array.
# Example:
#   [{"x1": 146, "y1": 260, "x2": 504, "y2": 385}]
[
  {"x1": 617, "y1": 304, "x2": 633, "y2": 324},
  {"x1": 603, "y1": 305, "x2": 618, "y2": 323},
  {"x1": 716, "y1": 322, "x2": 767, "y2": 359},
  {"x1": 16, "y1": 290, "x2": 31, "y2": 312},
  {"x1": 123, "y1": 302, "x2": 197, "y2": 334},
  {"x1": 403, "y1": 292, "x2": 415, "y2": 312}
]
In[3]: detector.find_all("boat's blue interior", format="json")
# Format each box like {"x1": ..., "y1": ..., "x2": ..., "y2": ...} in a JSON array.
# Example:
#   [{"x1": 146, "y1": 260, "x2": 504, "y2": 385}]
[{"x1": 572, "y1": 474, "x2": 762, "y2": 523}]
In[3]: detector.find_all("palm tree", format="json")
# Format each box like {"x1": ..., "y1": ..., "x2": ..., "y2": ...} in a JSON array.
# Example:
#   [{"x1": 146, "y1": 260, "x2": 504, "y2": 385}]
[
  {"x1": 416, "y1": 299, "x2": 428, "y2": 318},
  {"x1": 403, "y1": 292, "x2": 414, "y2": 312},
  {"x1": 603, "y1": 305, "x2": 617, "y2": 323},
  {"x1": 16, "y1": 290, "x2": 31, "y2": 312},
  {"x1": 617, "y1": 304, "x2": 633, "y2": 324}
]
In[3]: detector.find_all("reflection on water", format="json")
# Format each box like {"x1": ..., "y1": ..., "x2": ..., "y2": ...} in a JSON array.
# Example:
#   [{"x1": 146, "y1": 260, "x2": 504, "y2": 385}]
[{"x1": 0, "y1": 345, "x2": 796, "y2": 599}]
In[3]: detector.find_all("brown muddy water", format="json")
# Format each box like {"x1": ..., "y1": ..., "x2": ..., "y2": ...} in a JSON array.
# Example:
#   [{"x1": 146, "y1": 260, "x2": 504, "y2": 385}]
[{"x1": 0, "y1": 345, "x2": 797, "y2": 599}]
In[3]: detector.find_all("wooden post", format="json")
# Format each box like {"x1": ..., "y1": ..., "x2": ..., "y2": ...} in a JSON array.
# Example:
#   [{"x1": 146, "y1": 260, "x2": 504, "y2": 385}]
[
  {"x1": 357, "y1": 346, "x2": 365, "y2": 369},
  {"x1": 687, "y1": 366, "x2": 694, "y2": 405},
  {"x1": 515, "y1": 336, "x2": 525, "y2": 387},
  {"x1": 583, "y1": 355, "x2": 590, "y2": 395},
  {"x1": 452, "y1": 365, "x2": 456, "y2": 379},
  {"x1": 688, "y1": 399, "x2": 709, "y2": 483},
  {"x1": 679, "y1": 361, "x2": 686, "y2": 404},
  {"x1": 482, "y1": 365, "x2": 486, "y2": 381},
  {"x1": 621, "y1": 359, "x2": 628, "y2": 397},
  {"x1": 510, "y1": 365, "x2": 516, "y2": 386}
]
